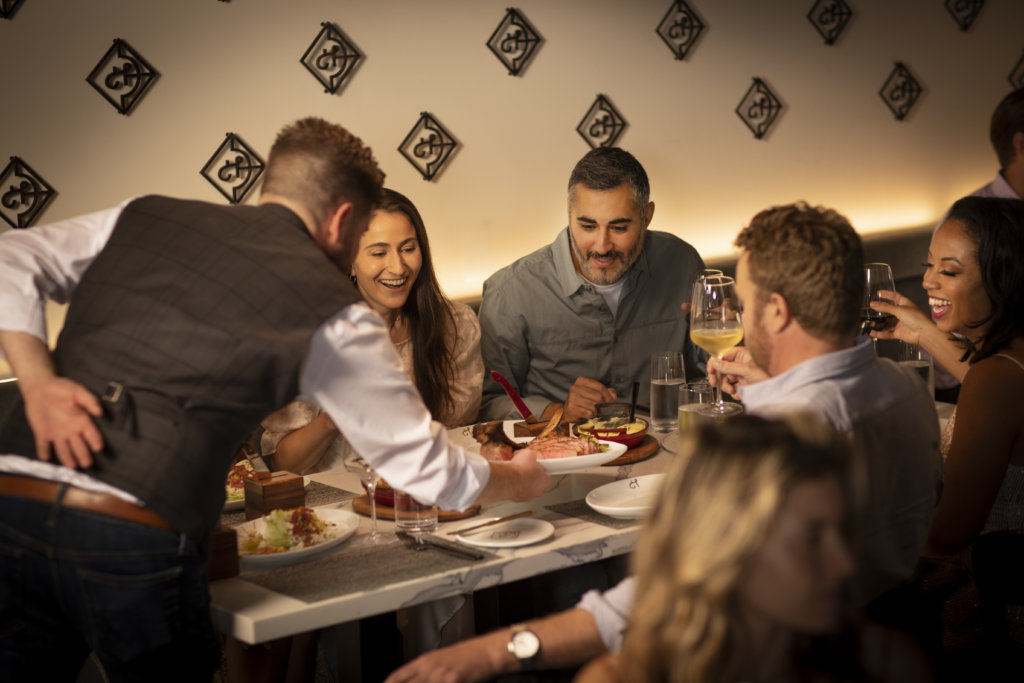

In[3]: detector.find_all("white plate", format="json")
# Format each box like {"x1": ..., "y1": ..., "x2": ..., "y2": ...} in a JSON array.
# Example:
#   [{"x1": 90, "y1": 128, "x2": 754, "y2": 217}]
[
  {"x1": 223, "y1": 497, "x2": 244, "y2": 512},
  {"x1": 237, "y1": 508, "x2": 359, "y2": 570},
  {"x1": 450, "y1": 421, "x2": 625, "y2": 473},
  {"x1": 533, "y1": 440, "x2": 625, "y2": 474},
  {"x1": 585, "y1": 474, "x2": 666, "y2": 519},
  {"x1": 455, "y1": 518, "x2": 555, "y2": 548}
]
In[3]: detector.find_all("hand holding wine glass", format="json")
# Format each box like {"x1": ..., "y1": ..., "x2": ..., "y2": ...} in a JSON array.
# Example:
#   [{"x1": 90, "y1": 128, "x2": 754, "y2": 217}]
[
  {"x1": 861, "y1": 263, "x2": 897, "y2": 334},
  {"x1": 689, "y1": 275, "x2": 744, "y2": 416}
]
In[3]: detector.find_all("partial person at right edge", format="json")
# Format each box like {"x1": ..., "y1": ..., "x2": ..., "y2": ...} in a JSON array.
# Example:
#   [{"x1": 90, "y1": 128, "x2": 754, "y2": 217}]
[
  {"x1": 477, "y1": 147, "x2": 705, "y2": 424},
  {"x1": 931, "y1": 86, "x2": 1024, "y2": 400},
  {"x1": 870, "y1": 196, "x2": 1024, "y2": 672}
]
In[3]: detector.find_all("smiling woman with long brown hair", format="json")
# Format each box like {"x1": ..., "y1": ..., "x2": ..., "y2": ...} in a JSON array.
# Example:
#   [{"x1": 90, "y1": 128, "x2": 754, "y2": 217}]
[{"x1": 262, "y1": 188, "x2": 483, "y2": 474}]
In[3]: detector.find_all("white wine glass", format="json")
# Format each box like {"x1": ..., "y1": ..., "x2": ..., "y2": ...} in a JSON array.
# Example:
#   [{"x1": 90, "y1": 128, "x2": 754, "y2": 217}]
[
  {"x1": 343, "y1": 444, "x2": 390, "y2": 544},
  {"x1": 862, "y1": 263, "x2": 897, "y2": 334},
  {"x1": 689, "y1": 275, "x2": 744, "y2": 416}
]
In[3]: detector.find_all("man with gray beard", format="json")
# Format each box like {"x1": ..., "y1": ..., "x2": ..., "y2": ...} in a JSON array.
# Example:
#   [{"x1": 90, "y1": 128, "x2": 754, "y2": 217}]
[{"x1": 478, "y1": 147, "x2": 705, "y2": 423}]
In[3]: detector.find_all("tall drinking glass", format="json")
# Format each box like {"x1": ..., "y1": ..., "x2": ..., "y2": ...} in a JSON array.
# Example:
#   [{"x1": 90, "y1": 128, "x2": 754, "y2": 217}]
[
  {"x1": 678, "y1": 379, "x2": 715, "y2": 433},
  {"x1": 343, "y1": 444, "x2": 390, "y2": 545},
  {"x1": 650, "y1": 351, "x2": 685, "y2": 432},
  {"x1": 689, "y1": 275, "x2": 744, "y2": 416}
]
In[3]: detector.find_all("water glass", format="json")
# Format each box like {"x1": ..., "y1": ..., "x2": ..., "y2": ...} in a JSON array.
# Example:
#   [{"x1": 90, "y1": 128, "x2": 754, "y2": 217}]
[
  {"x1": 394, "y1": 490, "x2": 438, "y2": 536},
  {"x1": 899, "y1": 341, "x2": 935, "y2": 397},
  {"x1": 678, "y1": 379, "x2": 715, "y2": 433},
  {"x1": 650, "y1": 351, "x2": 685, "y2": 432}
]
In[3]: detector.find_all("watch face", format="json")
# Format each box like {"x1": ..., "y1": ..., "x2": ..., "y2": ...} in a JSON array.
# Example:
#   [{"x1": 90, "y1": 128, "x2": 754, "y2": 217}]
[{"x1": 511, "y1": 629, "x2": 541, "y2": 659}]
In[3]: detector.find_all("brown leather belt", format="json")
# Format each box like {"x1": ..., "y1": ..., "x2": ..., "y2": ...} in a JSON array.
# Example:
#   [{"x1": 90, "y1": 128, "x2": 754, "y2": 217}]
[{"x1": 0, "y1": 474, "x2": 177, "y2": 533}]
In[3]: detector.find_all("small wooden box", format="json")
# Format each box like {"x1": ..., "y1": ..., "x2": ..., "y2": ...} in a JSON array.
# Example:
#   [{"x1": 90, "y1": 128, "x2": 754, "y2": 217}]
[
  {"x1": 208, "y1": 525, "x2": 239, "y2": 581},
  {"x1": 244, "y1": 470, "x2": 305, "y2": 520}
]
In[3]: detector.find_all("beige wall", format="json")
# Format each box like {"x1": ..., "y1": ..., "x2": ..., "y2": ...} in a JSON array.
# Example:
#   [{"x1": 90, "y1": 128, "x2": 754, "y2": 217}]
[{"x1": 0, "y1": 0, "x2": 1021, "y2": 314}]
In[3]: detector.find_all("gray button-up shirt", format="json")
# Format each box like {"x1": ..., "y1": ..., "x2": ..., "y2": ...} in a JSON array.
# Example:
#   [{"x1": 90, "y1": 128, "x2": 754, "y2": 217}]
[{"x1": 478, "y1": 228, "x2": 705, "y2": 420}]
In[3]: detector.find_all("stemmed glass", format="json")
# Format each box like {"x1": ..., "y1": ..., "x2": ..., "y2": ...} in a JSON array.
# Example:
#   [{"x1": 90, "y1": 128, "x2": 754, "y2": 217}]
[
  {"x1": 343, "y1": 444, "x2": 390, "y2": 544},
  {"x1": 689, "y1": 275, "x2": 745, "y2": 416},
  {"x1": 861, "y1": 263, "x2": 897, "y2": 335}
]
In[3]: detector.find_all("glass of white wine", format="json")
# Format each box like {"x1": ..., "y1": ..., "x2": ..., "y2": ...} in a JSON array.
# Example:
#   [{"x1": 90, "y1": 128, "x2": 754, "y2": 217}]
[{"x1": 689, "y1": 275, "x2": 745, "y2": 416}]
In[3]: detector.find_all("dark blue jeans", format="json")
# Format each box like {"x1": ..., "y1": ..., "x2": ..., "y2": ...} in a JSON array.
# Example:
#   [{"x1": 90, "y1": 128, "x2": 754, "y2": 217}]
[{"x1": 0, "y1": 491, "x2": 221, "y2": 682}]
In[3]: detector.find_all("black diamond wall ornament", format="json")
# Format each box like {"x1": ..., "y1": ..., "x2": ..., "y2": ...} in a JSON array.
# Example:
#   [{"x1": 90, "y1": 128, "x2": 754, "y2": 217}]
[
  {"x1": 656, "y1": 1, "x2": 706, "y2": 61},
  {"x1": 735, "y1": 78, "x2": 783, "y2": 139},
  {"x1": 1010, "y1": 50, "x2": 1024, "y2": 89},
  {"x1": 577, "y1": 95, "x2": 627, "y2": 149},
  {"x1": 807, "y1": 0, "x2": 852, "y2": 46},
  {"x1": 0, "y1": 0, "x2": 25, "y2": 20},
  {"x1": 487, "y1": 8, "x2": 542, "y2": 76},
  {"x1": 201, "y1": 133, "x2": 265, "y2": 204},
  {"x1": 880, "y1": 62, "x2": 922, "y2": 121},
  {"x1": 399, "y1": 113, "x2": 458, "y2": 181},
  {"x1": 86, "y1": 39, "x2": 159, "y2": 115},
  {"x1": 301, "y1": 22, "x2": 363, "y2": 94},
  {"x1": 0, "y1": 157, "x2": 56, "y2": 229},
  {"x1": 945, "y1": 0, "x2": 985, "y2": 32}
]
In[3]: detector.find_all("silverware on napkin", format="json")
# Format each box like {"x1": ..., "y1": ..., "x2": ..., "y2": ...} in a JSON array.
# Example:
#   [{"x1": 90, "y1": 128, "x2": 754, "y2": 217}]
[{"x1": 396, "y1": 532, "x2": 488, "y2": 560}]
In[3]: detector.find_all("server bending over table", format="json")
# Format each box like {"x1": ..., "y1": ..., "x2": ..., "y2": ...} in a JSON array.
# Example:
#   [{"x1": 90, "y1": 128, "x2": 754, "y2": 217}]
[{"x1": 0, "y1": 117, "x2": 548, "y2": 682}]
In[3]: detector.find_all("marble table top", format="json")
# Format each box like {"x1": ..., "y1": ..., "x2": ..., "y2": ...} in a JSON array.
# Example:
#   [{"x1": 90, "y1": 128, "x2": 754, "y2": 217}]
[{"x1": 209, "y1": 429, "x2": 672, "y2": 645}]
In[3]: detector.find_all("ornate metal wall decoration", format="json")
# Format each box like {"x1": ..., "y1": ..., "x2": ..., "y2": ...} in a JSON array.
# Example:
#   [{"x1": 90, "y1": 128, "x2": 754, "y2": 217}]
[
  {"x1": 577, "y1": 95, "x2": 627, "y2": 149},
  {"x1": 0, "y1": 0, "x2": 25, "y2": 19},
  {"x1": 656, "y1": 1, "x2": 705, "y2": 61},
  {"x1": 0, "y1": 157, "x2": 56, "y2": 229},
  {"x1": 86, "y1": 39, "x2": 159, "y2": 115},
  {"x1": 399, "y1": 113, "x2": 458, "y2": 181},
  {"x1": 879, "y1": 62, "x2": 922, "y2": 120},
  {"x1": 301, "y1": 22, "x2": 363, "y2": 94},
  {"x1": 1010, "y1": 50, "x2": 1024, "y2": 89},
  {"x1": 487, "y1": 8, "x2": 542, "y2": 76},
  {"x1": 807, "y1": 0, "x2": 852, "y2": 45},
  {"x1": 735, "y1": 78, "x2": 783, "y2": 139},
  {"x1": 945, "y1": 0, "x2": 984, "y2": 31},
  {"x1": 200, "y1": 133, "x2": 265, "y2": 204}
]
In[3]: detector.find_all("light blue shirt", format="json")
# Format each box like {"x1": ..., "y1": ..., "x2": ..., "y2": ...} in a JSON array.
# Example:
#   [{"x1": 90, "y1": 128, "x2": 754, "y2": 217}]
[
  {"x1": 740, "y1": 337, "x2": 942, "y2": 603},
  {"x1": 579, "y1": 338, "x2": 942, "y2": 649}
]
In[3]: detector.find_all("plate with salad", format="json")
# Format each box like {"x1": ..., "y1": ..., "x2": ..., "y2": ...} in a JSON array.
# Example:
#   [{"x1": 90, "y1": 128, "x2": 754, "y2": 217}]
[{"x1": 237, "y1": 506, "x2": 359, "y2": 569}]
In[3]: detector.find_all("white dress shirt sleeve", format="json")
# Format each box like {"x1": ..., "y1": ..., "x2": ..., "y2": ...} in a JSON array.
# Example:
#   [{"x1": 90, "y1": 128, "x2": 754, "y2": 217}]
[
  {"x1": 576, "y1": 576, "x2": 635, "y2": 652},
  {"x1": 0, "y1": 202, "x2": 127, "y2": 347},
  {"x1": 301, "y1": 303, "x2": 491, "y2": 511}
]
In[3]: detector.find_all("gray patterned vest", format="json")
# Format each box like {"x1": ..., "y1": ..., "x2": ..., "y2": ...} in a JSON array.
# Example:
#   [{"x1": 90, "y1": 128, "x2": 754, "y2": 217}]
[{"x1": 0, "y1": 195, "x2": 361, "y2": 542}]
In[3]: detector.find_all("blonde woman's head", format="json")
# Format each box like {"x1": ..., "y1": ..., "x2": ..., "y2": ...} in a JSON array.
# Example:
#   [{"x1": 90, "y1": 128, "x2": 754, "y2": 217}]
[{"x1": 622, "y1": 413, "x2": 857, "y2": 683}]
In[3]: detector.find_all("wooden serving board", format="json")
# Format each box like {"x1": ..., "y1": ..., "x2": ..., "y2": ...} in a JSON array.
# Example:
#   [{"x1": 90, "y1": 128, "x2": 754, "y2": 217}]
[
  {"x1": 351, "y1": 495, "x2": 481, "y2": 521},
  {"x1": 602, "y1": 434, "x2": 660, "y2": 466}
]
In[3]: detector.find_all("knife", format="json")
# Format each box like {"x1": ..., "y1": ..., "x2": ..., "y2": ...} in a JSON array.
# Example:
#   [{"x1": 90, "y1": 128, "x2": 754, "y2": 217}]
[
  {"x1": 490, "y1": 371, "x2": 533, "y2": 420},
  {"x1": 446, "y1": 510, "x2": 533, "y2": 536}
]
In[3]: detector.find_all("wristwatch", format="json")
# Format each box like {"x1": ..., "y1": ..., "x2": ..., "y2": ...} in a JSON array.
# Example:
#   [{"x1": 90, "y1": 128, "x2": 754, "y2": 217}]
[{"x1": 507, "y1": 623, "x2": 542, "y2": 670}]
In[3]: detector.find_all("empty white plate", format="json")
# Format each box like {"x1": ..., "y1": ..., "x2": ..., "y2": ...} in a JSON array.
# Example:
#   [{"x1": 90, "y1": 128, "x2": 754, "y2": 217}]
[
  {"x1": 455, "y1": 517, "x2": 555, "y2": 548},
  {"x1": 585, "y1": 474, "x2": 666, "y2": 519}
]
